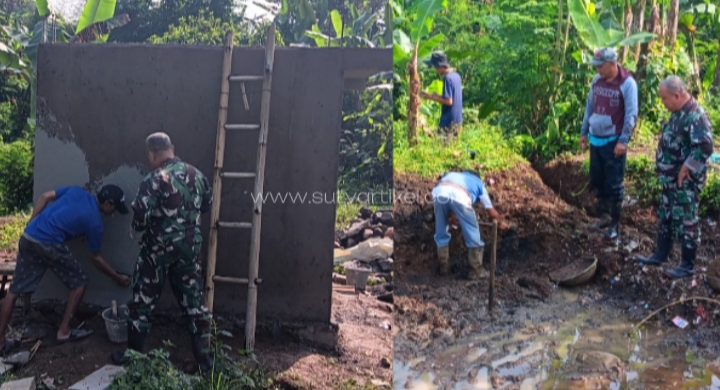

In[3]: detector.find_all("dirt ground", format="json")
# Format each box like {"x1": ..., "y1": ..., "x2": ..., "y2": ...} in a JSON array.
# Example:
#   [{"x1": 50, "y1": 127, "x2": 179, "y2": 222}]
[
  {"x1": 394, "y1": 156, "x2": 720, "y2": 371},
  {"x1": 0, "y1": 282, "x2": 392, "y2": 389}
]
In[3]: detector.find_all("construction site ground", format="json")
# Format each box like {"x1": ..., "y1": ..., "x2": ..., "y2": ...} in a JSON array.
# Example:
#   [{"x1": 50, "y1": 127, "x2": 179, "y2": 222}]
[
  {"x1": 0, "y1": 242, "x2": 392, "y2": 389},
  {"x1": 394, "y1": 154, "x2": 720, "y2": 389}
]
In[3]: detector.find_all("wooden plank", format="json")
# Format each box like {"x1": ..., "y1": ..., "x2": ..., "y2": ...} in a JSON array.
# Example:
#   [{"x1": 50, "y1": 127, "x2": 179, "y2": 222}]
[
  {"x1": 245, "y1": 25, "x2": 276, "y2": 352},
  {"x1": 204, "y1": 30, "x2": 234, "y2": 312},
  {"x1": 488, "y1": 220, "x2": 498, "y2": 314}
]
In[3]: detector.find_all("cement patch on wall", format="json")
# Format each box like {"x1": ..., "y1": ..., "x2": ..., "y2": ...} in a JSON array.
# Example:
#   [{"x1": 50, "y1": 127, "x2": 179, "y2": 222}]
[{"x1": 35, "y1": 43, "x2": 392, "y2": 323}]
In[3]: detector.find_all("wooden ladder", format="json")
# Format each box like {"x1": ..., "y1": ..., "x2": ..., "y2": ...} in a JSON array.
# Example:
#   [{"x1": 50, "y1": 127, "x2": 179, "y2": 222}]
[{"x1": 204, "y1": 26, "x2": 276, "y2": 351}]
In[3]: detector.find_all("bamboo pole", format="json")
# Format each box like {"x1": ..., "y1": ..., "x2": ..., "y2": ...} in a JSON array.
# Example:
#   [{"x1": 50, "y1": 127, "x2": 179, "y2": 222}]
[
  {"x1": 204, "y1": 30, "x2": 234, "y2": 312},
  {"x1": 488, "y1": 220, "x2": 498, "y2": 313},
  {"x1": 245, "y1": 25, "x2": 276, "y2": 351}
]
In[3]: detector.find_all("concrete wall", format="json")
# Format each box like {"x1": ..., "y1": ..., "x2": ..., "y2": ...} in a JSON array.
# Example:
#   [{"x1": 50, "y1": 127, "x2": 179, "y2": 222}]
[{"x1": 34, "y1": 43, "x2": 391, "y2": 323}]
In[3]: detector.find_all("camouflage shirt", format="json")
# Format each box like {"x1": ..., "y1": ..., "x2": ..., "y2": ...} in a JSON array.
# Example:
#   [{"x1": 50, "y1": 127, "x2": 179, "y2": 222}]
[
  {"x1": 655, "y1": 97, "x2": 714, "y2": 185},
  {"x1": 131, "y1": 157, "x2": 212, "y2": 248}
]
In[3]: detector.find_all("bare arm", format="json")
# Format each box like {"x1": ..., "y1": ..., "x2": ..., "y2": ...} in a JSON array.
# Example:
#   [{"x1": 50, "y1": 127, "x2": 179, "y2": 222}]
[
  {"x1": 30, "y1": 191, "x2": 57, "y2": 220},
  {"x1": 89, "y1": 252, "x2": 130, "y2": 287},
  {"x1": 421, "y1": 91, "x2": 453, "y2": 106}
]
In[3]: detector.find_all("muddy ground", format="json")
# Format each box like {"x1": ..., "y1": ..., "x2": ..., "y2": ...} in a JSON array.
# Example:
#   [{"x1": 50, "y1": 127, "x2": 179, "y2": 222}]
[
  {"x1": 0, "y1": 278, "x2": 392, "y2": 389},
  {"x1": 394, "y1": 155, "x2": 720, "y2": 388}
]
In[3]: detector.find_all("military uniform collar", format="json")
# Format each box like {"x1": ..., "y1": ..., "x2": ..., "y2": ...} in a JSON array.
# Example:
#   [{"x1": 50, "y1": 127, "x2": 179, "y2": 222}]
[
  {"x1": 159, "y1": 156, "x2": 181, "y2": 169},
  {"x1": 679, "y1": 97, "x2": 697, "y2": 114}
]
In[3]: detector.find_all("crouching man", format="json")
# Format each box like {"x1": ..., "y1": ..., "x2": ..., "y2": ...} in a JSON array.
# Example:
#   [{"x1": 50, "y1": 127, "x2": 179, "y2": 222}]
[
  {"x1": 432, "y1": 170, "x2": 508, "y2": 279},
  {"x1": 0, "y1": 185, "x2": 131, "y2": 352},
  {"x1": 636, "y1": 76, "x2": 714, "y2": 279}
]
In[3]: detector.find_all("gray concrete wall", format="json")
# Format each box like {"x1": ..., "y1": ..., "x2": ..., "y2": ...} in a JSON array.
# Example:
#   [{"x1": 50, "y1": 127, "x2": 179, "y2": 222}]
[{"x1": 34, "y1": 43, "x2": 391, "y2": 323}]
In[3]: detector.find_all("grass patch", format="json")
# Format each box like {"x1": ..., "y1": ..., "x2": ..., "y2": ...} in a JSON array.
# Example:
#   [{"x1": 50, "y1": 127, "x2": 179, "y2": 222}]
[
  {"x1": 393, "y1": 121, "x2": 524, "y2": 178},
  {"x1": 335, "y1": 202, "x2": 392, "y2": 230},
  {"x1": 0, "y1": 213, "x2": 28, "y2": 250}
]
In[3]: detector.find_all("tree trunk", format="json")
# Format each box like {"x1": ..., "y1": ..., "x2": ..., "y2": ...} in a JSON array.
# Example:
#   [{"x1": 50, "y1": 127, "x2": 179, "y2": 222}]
[
  {"x1": 714, "y1": 42, "x2": 720, "y2": 93},
  {"x1": 633, "y1": 0, "x2": 646, "y2": 62},
  {"x1": 637, "y1": 0, "x2": 659, "y2": 81},
  {"x1": 666, "y1": 0, "x2": 679, "y2": 49},
  {"x1": 621, "y1": 0, "x2": 633, "y2": 63},
  {"x1": 407, "y1": 44, "x2": 420, "y2": 146}
]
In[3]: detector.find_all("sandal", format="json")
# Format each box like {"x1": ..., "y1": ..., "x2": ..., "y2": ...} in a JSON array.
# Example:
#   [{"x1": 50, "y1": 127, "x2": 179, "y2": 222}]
[{"x1": 57, "y1": 328, "x2": 94, "y2": 344}]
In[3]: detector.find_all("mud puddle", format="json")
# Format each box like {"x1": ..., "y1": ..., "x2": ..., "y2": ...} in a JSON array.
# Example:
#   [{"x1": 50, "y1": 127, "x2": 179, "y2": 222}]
[{"x1": 394, "y1": 288, "x2": 720, "y2": 390}]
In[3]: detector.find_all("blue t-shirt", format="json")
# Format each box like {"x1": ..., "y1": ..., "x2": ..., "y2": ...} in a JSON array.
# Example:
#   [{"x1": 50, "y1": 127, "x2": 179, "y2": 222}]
[
  {"x1": 440, "y1": 171, "x2": 484, "y2": 202},
  {"x1": 439, "y1": 71, "x2": 463, "y2": 127},
  {"x1": 24, "y1": 186, "x2": 104, "y2": 252}
]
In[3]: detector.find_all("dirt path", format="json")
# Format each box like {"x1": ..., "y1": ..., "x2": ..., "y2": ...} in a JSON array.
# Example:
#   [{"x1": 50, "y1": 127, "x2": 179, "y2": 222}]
[
  {"x1": 0, "y1": 286, "x2": 392, "y2": 389},
  {"x1": 394, "y1": 158, "x2": 720, "y2": 389}
]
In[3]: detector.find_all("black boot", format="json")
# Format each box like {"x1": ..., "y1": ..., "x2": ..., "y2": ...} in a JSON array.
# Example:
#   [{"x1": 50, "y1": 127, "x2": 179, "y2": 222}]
[
  {"x1": 635, "y1": 232, "x2": 672, "y2": 266},
  {"x1": 665, "y1": 245, "x2": 696, "y2": 279},
  {"x1": 192, "y1": 333, "x2": 214, "y2": 374},
  {"x1": 604, "y1": 202, "x2": 622, "y2": 240},
  {"x1": 111, "y1": 324, "x2": 147, "y2": 365},
  {"x1": 590, "y1": 200, "x2": 611, "y2": 229}
]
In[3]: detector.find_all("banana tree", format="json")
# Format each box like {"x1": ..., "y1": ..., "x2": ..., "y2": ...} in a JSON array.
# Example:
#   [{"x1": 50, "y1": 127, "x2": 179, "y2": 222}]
[
  {"x1": 305, "y1": 5, "x2": 388, "y2": 48},
  {"x1": 681, "y1": 3, "x2": 719, "y2": 94},
  {"x1": 393, "y1": 0, "x2": 448, "y2": 146},
  {"x1": 568, "y1": 0, "x2": 657, "y2": 64}
]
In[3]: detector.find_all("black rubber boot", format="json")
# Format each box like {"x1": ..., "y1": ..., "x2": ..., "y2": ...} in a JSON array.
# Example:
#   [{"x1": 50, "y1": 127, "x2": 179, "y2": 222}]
[
  {"x1": 111, "y1": 325, "x2": 147, "y2": 365},
  {"x1": 604, "y1": 202, "x2": 622, "y2": 240},
  {"x1": 192, "y1": 333, "x2": 214, "y2": 374},
  {"x1": 665, "y1": 245, "x2": 696, "y2": 279},
  {"x1": 635, "y1": 232, "x2": 672, "y2": 266},
  {"x1": 590, "y1": 200, "x2": 611, "y2": 229}
]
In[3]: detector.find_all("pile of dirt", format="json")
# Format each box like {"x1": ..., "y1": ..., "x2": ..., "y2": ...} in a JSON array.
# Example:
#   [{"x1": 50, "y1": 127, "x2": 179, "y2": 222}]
[{"x1": 335, "y1": 207, "x2": 393, "y2": 249}]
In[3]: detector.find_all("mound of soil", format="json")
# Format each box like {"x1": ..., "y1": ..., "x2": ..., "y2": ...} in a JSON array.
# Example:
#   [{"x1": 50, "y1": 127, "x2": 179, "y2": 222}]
[{"x1": 534, "y1": 154, "x2": 596, "y2": 214}]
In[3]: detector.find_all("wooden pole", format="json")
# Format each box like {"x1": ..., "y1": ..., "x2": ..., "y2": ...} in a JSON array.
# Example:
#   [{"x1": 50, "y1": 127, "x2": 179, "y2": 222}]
[
  {"x1": 245, "y1": 25, "x2": 276, "y2": 351},
  {"x1": 488, "y1": 220, "x2": 498, "y2": 313},
  {"x1": 204, "y1": 30, "x2": 234, "y2": 312}
]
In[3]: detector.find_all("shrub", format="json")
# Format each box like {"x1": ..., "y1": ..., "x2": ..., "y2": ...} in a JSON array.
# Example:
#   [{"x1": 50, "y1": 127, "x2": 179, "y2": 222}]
[
  {"x1": 625, "y1": 155, "x2": 662, "y2": 207},
  {"x1": 0, "y1": 140, "x2": 33, "y2": 215},
  {"x1": 700, "y1": 169, "x2": 720, "y2": 218},
  {"x1": 0, "y1": 213, "x2": 29, "y2": 250}
]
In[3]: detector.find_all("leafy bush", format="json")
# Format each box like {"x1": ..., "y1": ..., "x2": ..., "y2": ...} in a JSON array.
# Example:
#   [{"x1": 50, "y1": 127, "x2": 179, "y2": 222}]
[
  {"x1": 625, "y1": 155, "x2": 662, "y2": 207},
  {"x1": 0, "y1": 140, "x2": 33, "y2": 215},
  {"x1": 700, "y1": 169, "x2": 720, "y2": 218},
  {"x1": 0, "y1": 213, "x2": 29, "y2": 250}
]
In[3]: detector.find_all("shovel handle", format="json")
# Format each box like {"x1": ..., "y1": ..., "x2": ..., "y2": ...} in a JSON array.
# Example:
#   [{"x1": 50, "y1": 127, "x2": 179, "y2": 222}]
[{"x1": 111, "y1": 300, "x2": 117, "y2": 317}]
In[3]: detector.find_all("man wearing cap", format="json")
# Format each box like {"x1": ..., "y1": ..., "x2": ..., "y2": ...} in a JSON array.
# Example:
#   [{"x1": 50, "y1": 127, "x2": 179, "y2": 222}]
[
  {"x1": 635, "y1": 76, "x2": 714, "y2": 279},
  {"x1": 0, "y1": 184, "x2": 131, "y2": 352},
  {"x1": 112, "y1": 132, "x2": 214, "y2": 373},
  {"x1": 580, "y1": 47, "x2": 638, "y2": 240},
  {"x1": 432, "y1": 170, "x2": 509, "y2": 279},
  {"x1": 421, "y1": 51, "x2": 463, "y2": 141}
]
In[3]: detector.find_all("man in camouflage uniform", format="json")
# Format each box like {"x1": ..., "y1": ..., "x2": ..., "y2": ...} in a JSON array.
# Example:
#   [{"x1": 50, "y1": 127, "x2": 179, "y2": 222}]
[
  {"x1": 112, "y1": 132, "x2": 214, "y2": 372},
  {"x1": 636, "y1": 76, "x2": 714, "y2": 279}
]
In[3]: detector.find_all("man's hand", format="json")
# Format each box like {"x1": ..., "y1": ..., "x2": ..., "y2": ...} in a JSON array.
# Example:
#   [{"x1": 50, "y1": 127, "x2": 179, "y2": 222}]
[
  {"x1": 678, "y1": 165, "x2": 690, "y2": 188},
  {"x1": 498, "y1": 221, "x2": 510, "y2": 230},
  {"x1": 580, "y1": 135, "x2": 588, "y2": 151},
  {"x1": 614, "y1": 142, "x2": 627, "y2": 157},
  {"x1": 114, "y1": 273, "x2": 131, "y2": 287},
  {"x1": 420, "y1": 91, "x2": 430, "y2": 99}
]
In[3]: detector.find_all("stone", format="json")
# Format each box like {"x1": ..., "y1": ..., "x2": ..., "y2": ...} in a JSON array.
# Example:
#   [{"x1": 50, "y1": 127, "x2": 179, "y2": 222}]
[
  {"x1": 332, "y1": 273, "x2": 346, "y2": 284},
  {"x1": 4, "y1": 351, "x2": 29, "y2": 365},
  {"x1": 377, "y1": 259, "x2": 394, "y2": 272},
  {"x1": 334, "y1": 241, "x2": 341, "y2": 249},
  {"x1": 68, "y1": 365, "x2": 126, "y2": 390},
  {"x1": 342, "y1": 220, "x2": 370, "y2": 239},
  {"x1": 380, "y1": 211, "x2": 393, "y2": 227},
  {"x1": 358, "y1": 207, "x2": 373, "y2": 219},
  {"x1": 0, "y1": 377, "x2": 36, "y2": 390},
  {"x1": 372, "y1": 211, "x2": 383, "y2": 224},
  {"x1": 346, "y1": 238, "x2": 357, "y2": 247},
  {"x1": 362, "y1": 229, "x2": 374, "y2": 240},
  {"x1": 373, "y1": 228, "x2": 384, "y2": 237}
]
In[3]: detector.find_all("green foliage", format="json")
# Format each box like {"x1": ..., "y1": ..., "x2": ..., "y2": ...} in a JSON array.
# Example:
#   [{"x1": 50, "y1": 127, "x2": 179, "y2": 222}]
[
  {"x1": 625, "y1": 155, "x2": 662, "y2": 207},
  {"x1": 147, "y1": 10, "x2": 266, "y2": 46},
  {"x1": 700, "y1": 169, "x2": 720, "y2": 218},
  {"x1": 0, "y1": 213, "x2": 28, "y2": 250},
  {"x1": 0, "y1": 139, "x2": 32, "y2": 215},
  {"x1": 394, "y1": 120, "x2": 523, "y2": 178}
]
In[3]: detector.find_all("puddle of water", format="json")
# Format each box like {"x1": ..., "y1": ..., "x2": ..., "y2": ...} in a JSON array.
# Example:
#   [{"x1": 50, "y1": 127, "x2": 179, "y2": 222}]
[{"x1": 396, "y1": 298, "x2": 720, "y2": 390}]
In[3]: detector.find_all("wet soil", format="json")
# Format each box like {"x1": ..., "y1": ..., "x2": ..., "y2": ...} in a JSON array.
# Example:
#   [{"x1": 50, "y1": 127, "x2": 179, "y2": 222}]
[
  {"x1": 0, "y1": 288, "x2": 392, "y2": 389},
  {"x1": 394, "y1": 157, "x2": 720, "y2": 389}
]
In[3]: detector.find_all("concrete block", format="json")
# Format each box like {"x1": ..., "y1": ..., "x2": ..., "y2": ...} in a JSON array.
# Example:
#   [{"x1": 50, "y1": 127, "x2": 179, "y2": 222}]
[
  {"x1": 68, "y1": 365, "x2": 125, "y2": 390},
  {"x1": 0, "y1": 377, "x2": 36, "y2": 390}
]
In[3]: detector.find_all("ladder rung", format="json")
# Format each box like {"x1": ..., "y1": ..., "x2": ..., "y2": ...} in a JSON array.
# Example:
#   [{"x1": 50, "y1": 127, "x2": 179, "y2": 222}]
[
  {"x1": 229, "y1": 75, "x2": 263, "y2": 82},
  {"x1": 218, "y1": 221, "x2": 252, "y2": 228},
  {"x1": 225, "y1": 124, "x2": 260, "y2": 130},
  {"x1": 213, "y1": 276, "x2": 249, "y2": 284},
  {"x1": 221, "y1": 172, "x2": 256, "y2": 179}
]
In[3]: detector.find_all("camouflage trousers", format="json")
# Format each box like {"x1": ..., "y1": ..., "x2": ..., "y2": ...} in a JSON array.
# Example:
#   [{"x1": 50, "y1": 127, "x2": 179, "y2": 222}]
[
  {"x1": 128, "y1": 242, "x2": 212, "y2": 337},
  {"x1": 657, "y1": 178, "x2": 702, "y2": 250}
]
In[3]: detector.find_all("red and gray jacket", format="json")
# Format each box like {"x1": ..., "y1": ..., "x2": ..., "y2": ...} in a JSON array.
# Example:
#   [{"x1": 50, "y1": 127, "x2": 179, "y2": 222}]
[{"x1": 580, "y1": 64, "x2": 639, "y2": 145}]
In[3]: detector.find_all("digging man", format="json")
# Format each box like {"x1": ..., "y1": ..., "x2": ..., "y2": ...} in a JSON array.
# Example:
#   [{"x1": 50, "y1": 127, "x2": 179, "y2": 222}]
[
  {"x1": 0, "y1": 185, "x2": 131, "y2": 353},
  {"x1": 112, "y1": 132, "x2": 214, "y2": 373},
  {"x1": 580, "y1": 47, "x2": 638, "y2": 240},
  {"x1": 636, "y1": 76, "x2": 714, "y2": 279},
  {"x1": 432, "y1": 170, "x2": 509, "y2": 279}
]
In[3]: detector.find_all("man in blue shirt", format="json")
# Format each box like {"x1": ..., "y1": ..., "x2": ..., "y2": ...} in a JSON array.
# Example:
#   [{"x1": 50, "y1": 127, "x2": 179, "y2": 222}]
[
  {"x1": 421, "y1": 51, "x2": 463, "y2": 142},
  {"x1": 0, "y1": 184, "x2": 131, "y2": 352},
  {"x1": 432, "y1": 170, "x2": 509, "y2": 279}
]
